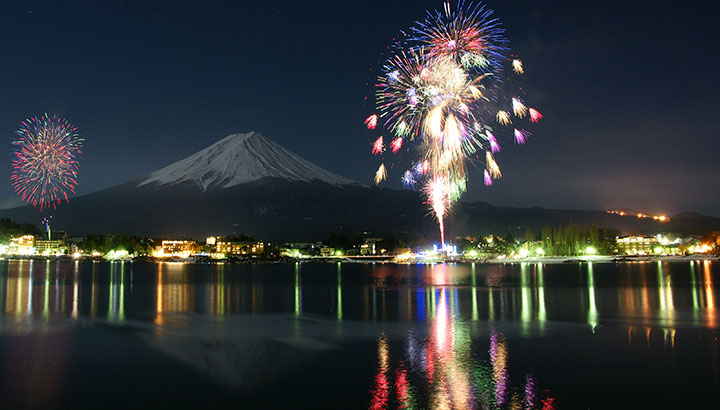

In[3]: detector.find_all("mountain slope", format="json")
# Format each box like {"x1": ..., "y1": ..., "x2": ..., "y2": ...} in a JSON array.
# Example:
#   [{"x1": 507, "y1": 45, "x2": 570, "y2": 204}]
[{"x1": 139, "y1": 132, "x2": 361, "y2": 190}]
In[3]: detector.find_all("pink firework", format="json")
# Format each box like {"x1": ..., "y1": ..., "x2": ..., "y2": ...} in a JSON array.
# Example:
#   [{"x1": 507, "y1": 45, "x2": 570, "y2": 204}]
[
  {"x1": 486, "y1": 131, "x2": 501, "y2": 153},
  {"x1": 484, "y1": 169, "x2": 493, "y2": 186},
  {"x1": 390, "y1": 137, "x2": 403, "y2": 153},
  {"x1": 529, "y1": 108, "x2": 543, "y2": 123},
  {"x1": 365, "y1": 114, "x2": 378, "y2": 130},
  {"x1": 514, "y1": 129, "x2": 531, "y2": 145},
  {"x1": 372, "y1": 136, "x2": 384, "y2": 155}
]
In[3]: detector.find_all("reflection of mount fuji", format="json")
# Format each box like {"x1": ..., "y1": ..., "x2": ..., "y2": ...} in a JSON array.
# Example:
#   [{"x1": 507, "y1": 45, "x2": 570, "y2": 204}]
[{"x1": 1, "y1": 131, "x2": 719, "y2": 239}]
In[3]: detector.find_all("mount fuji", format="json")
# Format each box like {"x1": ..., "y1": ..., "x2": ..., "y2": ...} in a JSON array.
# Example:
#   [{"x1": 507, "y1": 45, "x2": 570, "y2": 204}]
[
  {"x1": 0, "y1": 132, "x2": 432, "y2": 239},
  {"x1": 138, "y1": 132, "x2": 360, "y2": 191}
]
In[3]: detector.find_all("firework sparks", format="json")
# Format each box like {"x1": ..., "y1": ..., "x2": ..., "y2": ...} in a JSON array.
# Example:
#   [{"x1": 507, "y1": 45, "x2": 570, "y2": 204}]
[
  {"x1": 486, "y1": 130, "x2": 501, "y2": 153},
  {"x1": 486, "y1": 151, "x2": 502, "y2": 178},
  {"x1": 512, "y1": 59, "x2": 524, "y2": 74},
  {"x1": 11, "y1": 114, "x2": 84, "y2": 211},
  {"x1": 512, "y1": 97, "x2": 528, "y2": 118},
  {"x1": 529, "y1": 108, "x2": 543, "y2": 123},
  {"x1": 375, "y1": 163, "x2": 387, "y2": 185},
  {"x1": 402, "y1": 170, "x2": 416, "y2": 190},
  {"x1": 496, "y1": 110, "x2": 511, "y2": 125},
  {"x1": 484, "y1": 169, "x2": 493, "y2": 186},
  {"x1": 365, "y1": 1, "x2": 540, "y2": 243},
  {"x1": 365, "y1": 114, "x2": 378, "y2": 130},
  {"x1": 514, "y1": 129, "x2": 530, "y2": 145},
  {"x1": 391, "y1": 137, "x2": 403, "y2": 153},
  {"x1": 372, "y1": 136, "x2": 384, "y2": 155}
]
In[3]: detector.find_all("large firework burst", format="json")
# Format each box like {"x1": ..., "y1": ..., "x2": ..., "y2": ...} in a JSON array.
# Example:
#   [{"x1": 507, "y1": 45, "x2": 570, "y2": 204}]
[
  {"x1": 366, "y1": 1, "x2": 541, "y2": 244},
  {"x1": 11, "y1": 114, "x2": 84, "y2": 211}
]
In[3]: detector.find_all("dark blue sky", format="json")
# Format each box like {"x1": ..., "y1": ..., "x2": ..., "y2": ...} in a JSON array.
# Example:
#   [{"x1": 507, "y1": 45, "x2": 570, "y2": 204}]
[{"x1": 1, "y1": 0, "x2": 718, "y2": 216}]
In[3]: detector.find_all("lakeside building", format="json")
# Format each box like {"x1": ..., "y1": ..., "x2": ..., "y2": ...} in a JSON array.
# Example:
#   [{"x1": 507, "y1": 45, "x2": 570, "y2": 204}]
[
  {"x1": 8, "y1": 235, "x2": 35, "y2": 256},
  {"x1": 280, "y1": 242, "x2": 323, "y2": 257},
  {"x1": 360, "y1": 237, "x2": 383, "y2": 255},
  {"x1": 35, "y1": 231, "x2": 69, "y2": 255},
  {"x1": 616, "y1": 236, "x2": 659, "y2": 255},
  {"x1": 154, "y1": 240, "x2": 199, "y2": 258},
  {"x1": 215, "y1": 240, "x2": 264, "y2": 257}
]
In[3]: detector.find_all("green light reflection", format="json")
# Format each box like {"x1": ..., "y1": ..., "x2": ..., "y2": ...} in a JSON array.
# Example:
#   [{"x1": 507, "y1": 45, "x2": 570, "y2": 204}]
[
  {"x1": 294, "y1": 262, "x2": 301, "y2": 316},
  {"x1": 337, "y1": 262, "x2": 343, "y2": 320},
  {"x1": 471, "y1": 263, "x2": 478, "y2": 321}
]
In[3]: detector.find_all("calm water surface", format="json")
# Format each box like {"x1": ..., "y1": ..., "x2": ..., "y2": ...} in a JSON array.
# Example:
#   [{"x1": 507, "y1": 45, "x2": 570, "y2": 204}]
[{"x1": 0, "y1": 259, "x2": 718, "y2": 409}]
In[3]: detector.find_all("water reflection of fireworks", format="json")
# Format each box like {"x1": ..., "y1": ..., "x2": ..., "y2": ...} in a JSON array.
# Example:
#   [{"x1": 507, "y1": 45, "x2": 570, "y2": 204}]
[{"x1": 371, "y1": 292, "x2": 557, "y2": 409}]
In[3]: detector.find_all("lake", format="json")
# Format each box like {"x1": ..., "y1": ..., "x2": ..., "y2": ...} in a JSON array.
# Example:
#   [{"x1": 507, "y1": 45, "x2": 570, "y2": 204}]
[{"x1": 0, "y1": 259, "x2": 718, "y2": 409}]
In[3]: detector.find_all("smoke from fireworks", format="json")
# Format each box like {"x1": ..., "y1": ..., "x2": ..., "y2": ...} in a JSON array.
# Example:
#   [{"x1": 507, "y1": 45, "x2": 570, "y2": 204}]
[
  {"x1": 11, "y1": 114, "x2": 84, "y2": 211},
  {"x1": 365, "y1": 1, "x2": 541, "y2": 244}
]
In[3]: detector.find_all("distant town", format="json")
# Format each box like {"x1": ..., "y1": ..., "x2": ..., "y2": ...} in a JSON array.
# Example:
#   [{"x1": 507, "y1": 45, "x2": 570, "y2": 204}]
[{"x1": 1, "y1": 217, "x2": 718, "y2": 263}]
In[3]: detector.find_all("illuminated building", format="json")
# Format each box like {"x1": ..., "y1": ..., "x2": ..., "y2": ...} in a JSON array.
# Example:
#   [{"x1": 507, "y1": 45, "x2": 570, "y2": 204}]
[
  {"x1": 35, "y1": 231, "x2": 68, "y2": 255},
  {"x1": 154, "y1": 240, "x2": 199, "y2": 258},
  {"x1": 360, "y1": 243, "x2": 374, "y2": 255},
  {"x1": 320, "y1": 247, "x2": 335, "y2": 257},
  {"x1": 215, "y1": 240, "x2": 264, "y2": 257},
  {"x1": 206, "y1": 236, "x2": 217, "y2": 246},
  {"x1": 8, "y1": 235, "x2": 35, "y2": 256},
  {"x1": 616, "y1": 236, "x2": 659, "y2": 255}
]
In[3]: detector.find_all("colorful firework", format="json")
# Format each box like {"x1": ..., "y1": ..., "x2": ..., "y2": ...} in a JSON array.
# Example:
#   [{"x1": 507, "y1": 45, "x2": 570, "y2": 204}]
[
  {"x1": 11, "y1": 114, "x2": 84, "y2": 211},
  {"x1": 366, "y1": 1, "x2": 541, "y2": 244},
  {"x1": 402, "y1": 170, "x2": 417, "y2": 190}
]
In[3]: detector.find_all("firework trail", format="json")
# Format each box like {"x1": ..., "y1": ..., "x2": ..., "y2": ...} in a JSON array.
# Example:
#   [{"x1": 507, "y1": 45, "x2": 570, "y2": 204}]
[
  {"x1": 365, "y1": 1, "x2": 541, "y2": 244},
  {"x1": 11, "y1": 114, "x2": 84, "y2": 211}
]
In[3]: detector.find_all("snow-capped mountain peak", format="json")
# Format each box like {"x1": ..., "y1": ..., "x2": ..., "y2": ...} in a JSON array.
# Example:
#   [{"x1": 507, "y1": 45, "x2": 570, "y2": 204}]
[{"x1": 138, "y1": 132, "x2": 361, "y2": 190}]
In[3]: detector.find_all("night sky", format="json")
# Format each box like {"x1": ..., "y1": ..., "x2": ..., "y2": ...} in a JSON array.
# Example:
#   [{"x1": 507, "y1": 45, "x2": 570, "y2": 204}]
[{"x1": 0, "y1": 1, "x2": 718, "y2": 216}]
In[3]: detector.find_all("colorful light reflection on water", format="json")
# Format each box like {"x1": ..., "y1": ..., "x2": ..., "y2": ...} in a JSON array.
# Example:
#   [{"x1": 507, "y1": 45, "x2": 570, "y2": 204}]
[
  {"x1": 0, "y1": 260, "x2": 718, "y2": 408},
  {"x1": 368, "y1": 264, "x2": 557, "y2": 409}
]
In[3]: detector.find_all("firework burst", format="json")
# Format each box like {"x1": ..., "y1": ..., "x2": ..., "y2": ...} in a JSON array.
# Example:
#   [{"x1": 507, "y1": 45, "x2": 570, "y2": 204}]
[
  {"x1": 366, "y1": 1, "x2": 541, "y2": 244},
  {"x1": 11, "y1": 114, "x2": 84, "y2": 211}
]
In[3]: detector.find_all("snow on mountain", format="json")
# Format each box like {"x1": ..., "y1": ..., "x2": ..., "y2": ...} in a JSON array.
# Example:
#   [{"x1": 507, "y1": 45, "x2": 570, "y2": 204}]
[{"x1": 138, "y1": 132, "x2": 361, "y2": 190}]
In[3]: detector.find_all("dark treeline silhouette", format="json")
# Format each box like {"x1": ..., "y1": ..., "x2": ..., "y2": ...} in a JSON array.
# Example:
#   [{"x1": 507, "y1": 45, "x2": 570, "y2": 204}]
[
  {"x1": 0, "y1": 218, "x2": 41, "y2": 242},
  {"x1": 538, "y1": 223, "x2": 619, "y2": 256},
  {"x1": 78, "y1": 234, "x2": 154, "y2": 255}
]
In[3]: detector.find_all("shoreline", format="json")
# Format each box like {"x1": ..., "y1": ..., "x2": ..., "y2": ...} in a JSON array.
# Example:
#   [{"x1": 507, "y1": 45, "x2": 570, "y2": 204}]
[
  {"x1": 1, "y1": 254, "x2": 717, "y2": 265},
  {"x1": 474, "y1": 254, "x2": 719, "y2": 264}
]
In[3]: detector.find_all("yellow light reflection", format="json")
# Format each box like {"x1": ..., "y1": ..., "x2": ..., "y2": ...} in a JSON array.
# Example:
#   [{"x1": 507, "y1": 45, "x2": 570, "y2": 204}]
[{"x1": 704, "y1": 261, "x2": 716, "y2": 326}]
